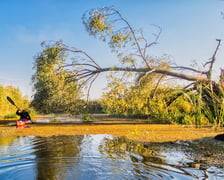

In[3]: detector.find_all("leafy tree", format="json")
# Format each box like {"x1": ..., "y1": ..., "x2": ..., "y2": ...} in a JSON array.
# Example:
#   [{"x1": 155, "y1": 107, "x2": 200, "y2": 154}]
[
  {"x1": 101, "y1": 71, "x2": 172, "y2": 120},
  {"x1": 31, "y1": 42, "x2": 83, "y2": 114},
  {"x1": 0, "y1": 85, "x2": 30, "y2": 118},
  {"x1": 38, "y1": 7, "x2": 223, "y2": 126}
]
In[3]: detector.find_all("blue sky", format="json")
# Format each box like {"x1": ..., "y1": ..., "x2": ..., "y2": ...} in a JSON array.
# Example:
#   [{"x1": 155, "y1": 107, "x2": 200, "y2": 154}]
[{"x1": 0, "y1": 0, "x2": 224, "y2": 99}]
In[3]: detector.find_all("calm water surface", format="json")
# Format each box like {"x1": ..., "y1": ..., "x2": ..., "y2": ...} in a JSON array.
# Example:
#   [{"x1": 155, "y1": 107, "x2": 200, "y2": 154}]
[{"x1": 0, "y1": 134, "x2": 224, "y2": 180}]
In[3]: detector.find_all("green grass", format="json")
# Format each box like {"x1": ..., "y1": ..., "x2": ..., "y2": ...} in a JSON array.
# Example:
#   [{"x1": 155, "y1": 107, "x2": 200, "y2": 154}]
[{"x1": 4, "y1": 113, "x2": 17, "y2": 119}]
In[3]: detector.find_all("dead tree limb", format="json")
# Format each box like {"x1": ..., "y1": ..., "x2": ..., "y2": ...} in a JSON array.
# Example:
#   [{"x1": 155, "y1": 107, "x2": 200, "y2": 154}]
[
  {"x1": 204, "y1": 39, "x2": 221, "y2": 79},
  {"x1": 64, "y1": 65, "x2": 207, "y2": 82}
]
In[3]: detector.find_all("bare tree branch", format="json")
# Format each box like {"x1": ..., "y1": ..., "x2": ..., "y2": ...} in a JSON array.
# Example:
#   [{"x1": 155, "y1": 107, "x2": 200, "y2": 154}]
[
  {"x1": 62, "y1": 44, "x2": 101, "y2": 69},
  {"x1": 146, "y1": 24, "x2": 162, "y2": 48},
  {"x1": 86, "y1": 74, "x2": 99, "y2": 102},
  {"x1": 204, "y1": 39, "x2": 221, "y2": 79},
  {"x1": 151, "y1": 74, "x2": 166, "y2": 99},
  {"x1": 171, "y1": 66, "x2": 207, "y2": 74},
  {"x1": 112, "y1": 8, "x2": 151, "y2": 68}
]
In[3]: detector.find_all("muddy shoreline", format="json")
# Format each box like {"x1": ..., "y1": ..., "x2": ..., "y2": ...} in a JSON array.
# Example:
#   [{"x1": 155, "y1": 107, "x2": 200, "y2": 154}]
[
  {"x1": 1, "y1": 116, "x2": 224, "y2": 169},
  {"x1": 1, "y1": 117, "x2": 223, "y2": 143}
]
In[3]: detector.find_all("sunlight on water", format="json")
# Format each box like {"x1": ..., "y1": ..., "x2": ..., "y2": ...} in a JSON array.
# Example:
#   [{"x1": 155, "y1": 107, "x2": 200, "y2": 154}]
[{"x1": 0, "y1": 135, "x2": 223, "y2": 180}]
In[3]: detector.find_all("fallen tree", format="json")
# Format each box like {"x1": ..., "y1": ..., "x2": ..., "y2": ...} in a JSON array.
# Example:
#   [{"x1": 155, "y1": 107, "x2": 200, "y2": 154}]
[{"x1": 39, "y1": 7, "x2": 224, "y2": 126}]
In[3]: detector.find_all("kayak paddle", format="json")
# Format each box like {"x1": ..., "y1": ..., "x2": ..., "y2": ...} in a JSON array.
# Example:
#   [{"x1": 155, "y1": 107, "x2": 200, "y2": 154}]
[{"x1": 6, "y1": 96, "x2": 20, "y2": 109}]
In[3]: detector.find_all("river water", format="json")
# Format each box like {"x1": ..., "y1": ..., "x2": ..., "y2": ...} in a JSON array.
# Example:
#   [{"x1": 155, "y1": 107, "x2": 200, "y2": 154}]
[{"x1": 0, "y1": 134, "x2": 224, "y2": 179}]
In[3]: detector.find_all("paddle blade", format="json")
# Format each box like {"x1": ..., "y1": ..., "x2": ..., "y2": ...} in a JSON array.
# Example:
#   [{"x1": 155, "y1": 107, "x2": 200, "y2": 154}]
[{"x1": 6, "y1": 96, "x2": 16, "y2": 106}]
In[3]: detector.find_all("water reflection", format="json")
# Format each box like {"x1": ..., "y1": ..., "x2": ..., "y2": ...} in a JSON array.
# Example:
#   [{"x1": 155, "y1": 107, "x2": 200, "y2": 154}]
[
  {"x1": 0, "y1": 136, "x2": 36, "y2": 179},
  {"x1": 0, "y1": 135, "x2": 223, "y2": 179},
  {"x1": 34, "y1": 136, "x2": 83, "y2": 180}
]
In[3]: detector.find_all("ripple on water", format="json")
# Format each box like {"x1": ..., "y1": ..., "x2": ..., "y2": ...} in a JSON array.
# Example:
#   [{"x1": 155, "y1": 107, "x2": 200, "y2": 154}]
[
  {"x1": 0, "y1": 135, "x2": 223, "y2": 180},
  {"x1": 0, "y1": 136, "x2": 36, "y2": 180}
]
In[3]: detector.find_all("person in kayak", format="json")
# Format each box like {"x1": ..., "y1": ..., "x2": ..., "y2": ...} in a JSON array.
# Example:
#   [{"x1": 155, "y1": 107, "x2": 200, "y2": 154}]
[{"x1": 16, "y1": 109, "x2": 32, "y2": 124}]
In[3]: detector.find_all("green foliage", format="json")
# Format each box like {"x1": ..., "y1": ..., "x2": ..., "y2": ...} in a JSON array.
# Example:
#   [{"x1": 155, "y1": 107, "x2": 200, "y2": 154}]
[
  {"x1": 0, "y1": 85, "x2": 30, "y2": 118},
  {"x1": 168, "y1": 81, "x2": 224, "y2": 127},
  {"x1": 4, "y1": 113, "x2": 17, "y2": 119},
  {"x1": 110, "y1": 32, "x2": 130, "y2": 48},
  {"x1": 101, "y1": 69, "x2": 223, "y2": 127},
  {"x1": 82, "y1": 113, "x2": 91, "y2": 122},
  {"x1": 83, "y1": 7, "x2": 223, "y2": 126},
  {"x1": 29, "y1": 7, "x2": 223, "y2": 126},
  {"x1": 32, "y1": 41, "x2": 83, "y2": 114},
  {"x1": 196, "y1": 82, "x2": 224, "y2": 128},
  {"x1": 102, "y1": 71, "x2": 164, "y2": 118},
  {"x1": 82, "y1": 7, "x2": 132, "y2": 51},
  {"x1": 82, "y1": 9, "x2": 113, "y2": 37},
  {"x1": 101, "y1": 56, "x2": 175, "y2": 121},
  {"x1": 82, "y1": 7, "x2": 145, "y2": 66}
]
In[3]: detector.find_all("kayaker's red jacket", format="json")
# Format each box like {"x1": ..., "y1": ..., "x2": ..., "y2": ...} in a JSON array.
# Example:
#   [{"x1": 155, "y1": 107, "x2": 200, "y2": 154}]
[{"x1": 16, "y1": 110, "x2": 31, "y2": 120}]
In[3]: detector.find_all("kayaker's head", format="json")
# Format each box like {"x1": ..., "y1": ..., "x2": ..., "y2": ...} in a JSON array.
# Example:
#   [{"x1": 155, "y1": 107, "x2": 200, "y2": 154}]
[
  {"x1": 22, "y1": 109, "x2": 28, "y2": 113},
  {"x1": 23, "y1": 109, "x2": 30, "y2": 113}
]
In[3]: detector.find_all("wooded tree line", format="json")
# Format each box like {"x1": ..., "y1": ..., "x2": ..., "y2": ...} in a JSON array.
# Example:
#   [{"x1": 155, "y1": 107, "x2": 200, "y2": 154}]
[
  {"x1": 0, "y1": 85, "x2": 30, "y2": 118},
  {"x1": 31, "y1": 7, "x2": 223, "y2": 127}
]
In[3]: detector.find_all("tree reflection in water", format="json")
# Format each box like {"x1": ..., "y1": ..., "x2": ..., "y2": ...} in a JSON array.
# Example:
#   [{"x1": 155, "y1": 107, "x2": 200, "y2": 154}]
[
  {"x1": 0, "y1": 135, "x2": 224, "y2": 179},
  {"x1": 34, "y1": 135, "x2": 83, "y2": 180},
  {"x1": 99, "y1": 136, "x2": 165, "y2": 164}
]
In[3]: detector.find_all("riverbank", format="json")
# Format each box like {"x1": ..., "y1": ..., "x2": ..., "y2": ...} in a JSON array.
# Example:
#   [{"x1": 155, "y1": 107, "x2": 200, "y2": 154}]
[
  {"x1": 1, "y1": 118, "x2": 223, "y2": 143},
  {"x1": 1, "y1": 118, "x2": 224, "y2": 179}
]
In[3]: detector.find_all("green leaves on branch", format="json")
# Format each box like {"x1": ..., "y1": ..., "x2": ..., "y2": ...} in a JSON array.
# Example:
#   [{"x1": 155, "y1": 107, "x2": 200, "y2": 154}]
[
  {"x1": 102, "y1": 68, "x2": 224, "y2": 127},
  {"x1": 82, "y1": 8, "x2": 113, "y2": 39},
  {"x1": 0, "y1": 86, "x2": 30, "y2": 118},
  {"x1": 110, "y1": 32, "x2": 131, "y2": 48},
  {"x1": 29, "y1": 7, "x2": 223, "y2": 124},
  {"x1": 82, "y1": 7, "x2": 141, "y2": 63},
  {"x1": 32, "y1": 42, "x2": 83, "y2": 114}
]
